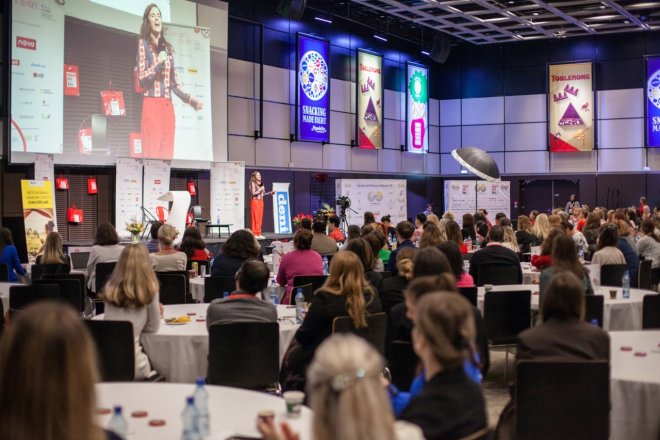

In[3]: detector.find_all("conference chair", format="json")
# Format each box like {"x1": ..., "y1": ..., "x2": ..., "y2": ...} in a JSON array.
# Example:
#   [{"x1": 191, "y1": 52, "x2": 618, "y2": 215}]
[
  {"x1": 458, "y1": 286, "x2": 478, "y2": 307},
  {"x1": 9, "y1": 284, "x2": 61, "y2": 310},
  {"x1": 388, "y1": 340, "x2": 419, "y2": 390},
  {"x1": 155, "y1": 206, "x2": 169, "y2": 222},
  {"x1": 457, "y1": 426, "x2": 494, "y2": 440},
  {"x1": 292, "y1": 275, "x2": 328, "y2": 303},
  {"x1": 192, "y1": 205, "x2": 209, "y2": 230},
  {"x1": 155, "y1": 269, "x2": 191, "y2": 300},
  {"x1": 638, "y1": 259, "x2": 653, "y2": 290},
  {"x1": 584, "y1": 294, "x2": 604, "y2": 328},
  {"x1": 204, "y1": 276, "x2": 236, "y2": 303},
  {"x1": 94, "y1": 261, "x2": 117, "y2": 315},
  {"x1": 332, "y1": 312, "x2": 388, "y2": 356},
  {"x1": 0, "y1": 263, "x2": 8, "y2": 282},
  {"x1": 42, "y1": 273, "x2": 88, "y2": 316},
  {"x1": 477, "y1": 264, "x2": 521, "y2": 286},
  {"x1": 515, "y1": 361, "x2": 609, "y2": 440},
  {"x1": 30, "y1": 263, "x2": 70, "y2": 281},
  {"x1": 207, "y1": 322, "x2": 280, "y2": 392},
  {"x1": 600, "y1": 264, "x2": 628, "y2": 287},
  {"x1": 155, "y1": 273, "x2": 187, "y2": 305},
  {"x1": 33, "y1": 278, "x2": 83, "y2": 314},
  {"x1": 642, "y1": 294, "x2": 660, "y2": 329}
]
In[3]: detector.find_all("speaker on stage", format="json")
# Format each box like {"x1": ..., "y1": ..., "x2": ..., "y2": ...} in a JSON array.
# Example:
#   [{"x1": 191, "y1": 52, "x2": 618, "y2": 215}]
[
  {"x1": 276, "y1": 0, "x2": 307, "y2": 21},
  {"x1": 430, "y1": 33, "x2": 451, "y2": 64}
]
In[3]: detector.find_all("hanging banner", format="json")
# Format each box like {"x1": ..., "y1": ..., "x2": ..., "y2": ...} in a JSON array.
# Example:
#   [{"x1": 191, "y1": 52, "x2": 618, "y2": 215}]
[
  {"x1": 296, "y1": 33, "x2": 330, "y2": 143},
  {"x1": 34, "y1": 154, "x2": 54, "y2": 182},
  {"x1": 20, "y1": 180, "x2": 56, "y2": 263},
  {"x1": 272, "y1": 182, "x2": 293, "y2": 235},
  {"x1": 646, "y1": 56, "x2": 660, "y2": 148},
  {"x1": 406, "y1": 62, "x2": 429, "y2": 154},
  {"x1": 116, "y1": 158, "x2": 144, "y2": 238},
  {"x1": 548, "y1": 62, "x2": 595, "y2": 152},
  {"x1": 143, "y1": 159, "x2": 171, "y2": 223},
  {"x1": 335, "y1": 179, "x2": 407, "y2": 225},
  {"x1": 210, "y1": 162, "x2": 245, "y2": 232},
  {"x1": 356, "y1": 49, "x2": 383, "y2": 149}
]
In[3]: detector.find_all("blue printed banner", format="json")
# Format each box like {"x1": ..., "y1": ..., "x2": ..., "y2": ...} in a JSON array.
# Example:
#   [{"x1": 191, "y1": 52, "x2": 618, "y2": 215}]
[
  {"x1": 647, "y1": 57, "x2": 660, "y2": 148},
  {"x1": 272, "y1": 182, "x2": 292, "y2": 234},
  {"x1": 296, "y1": 34, "x2": 330, "y2": 143}
]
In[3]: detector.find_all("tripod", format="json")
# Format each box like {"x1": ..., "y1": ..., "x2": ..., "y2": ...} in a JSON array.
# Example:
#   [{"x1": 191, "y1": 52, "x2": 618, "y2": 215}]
[{"x1": 338, "y1": 206, "x2": 358, "y2": 235}]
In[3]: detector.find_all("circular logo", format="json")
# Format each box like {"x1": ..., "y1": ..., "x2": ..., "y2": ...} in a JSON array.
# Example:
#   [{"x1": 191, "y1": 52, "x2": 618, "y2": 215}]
[
  {"x1": 409, "y1": 70, "x2": 428, "y2": 104},
  {"x1": 299, "y1": 51, "x2": 329, "y2": 101},
  {"x1": 648, "y1": 68, "x2": 660, "y2": 110}
]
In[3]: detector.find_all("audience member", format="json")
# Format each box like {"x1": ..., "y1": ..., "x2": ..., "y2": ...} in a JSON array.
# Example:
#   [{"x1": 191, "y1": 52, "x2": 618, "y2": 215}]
[
  {"x1": 412, "y1": 213, "x2": 427, "y2": 246},
  {"x1": 461, "y1": 213, "x2": 476, "y2": 242},
  {"x1": 515, "y1": 215, "x2": 539, "y2": 254},
  {"x1": 345, "y1": 237, "x2": 383, "y2": 292},
  {"x1": 206, "y1": 259, "x2": 275, "y2": 327},
  {"x1": 211, "y1": 229, "x2": 260, "y2": 278},
  {"x1": 613, "y1": 216, "x2": 639, "y2": 287},
  {"x1": 561, "y1": 220, "x2": 588, "y2": 256},
  {"x1": 372, "y1": 228, "x2": 391, "y2": 267},
  {"x1": 591, "y1": 225, "x2": 626, "y2": 267},
  {"x1": 540, "y1": 234, "x2": 593, "y2": 303},
  {"x1": 364, "y1": 211, "x2": 376, "y2": 226},
  {"x1": 468, "y1": 225, "x2": 522, "y2": 285},
  {"x1": 495, "y1": 212, "x2": 507, "y2": 224},
  {"x1": 548, "y1": 214, "x2": 561, "y2": 228},
  {"x1": 531, "y1": 227, "x2": 564, "y2": 270},
  {"x1": 575, "y1": 208, "x2": 588, "y2": 231},
  {"x1": 87, "y1": 222, "x2": 124, "y2": 294},
  {"x1": 499, "y1": 219, "x2": 520, "y2": 253},
  {"x1": 276, "y1": 229, "x2": 324, "y2": 305},
  {"x1": 413, "y1": 246, "x2": 452, "y2": 278},
  {"x1": 299, "y1": 217, "x2": 313, "y2": 231},
  {"x1": 346, "y1": 224, "x2": 361, "y2": 241},
  {"x1": 363, "y1": 232, "x2": 386, "y2": 271},
  {"x1": 582, "y1": 212, "x2": 602, "y2": 254},
  {"x1": 379, "y1": 247, "x2": 416, "y2": 316},
  {"x1": 380, "y1": 215, "x2": 397, "y2": 242},
  {"x1": 438, "y1": 241, "x2": 474, "y2": 288},
  {"x1": 103, "y1": 244, "x2": 161, "y2": 380},
  {"x1": 529, "y1": 210, "x2": 539, "y2": 225},
  {"x1": 532, "y1": 213, "x2": 551, "y2": 243},
  {"x1": 327, "y1": 215, "x2": 345, "y2": 242},
  {"x1": 310, "y1": 221, "x2": 338, "y2": 255},
  {"x1": 419, "y1": 222, "x2": 444, "y2": 248},
  {"x1": 150, "y1": 224, "x2": 187, "y2": 271},
  {"x1": 427, "y1": 213, "x2": 441, "y2": 226},
  {"x1": 146, "y1": 221, "x2": 163, "y2": 253},
  {"x1": 637, "y1": 219, "x2": 660, "y2": 285},
  {"x1": 445, "y1": 220, "x2": 467, "y2": 253},
  {"x1": 35, "y1": 231, "x2": 71, "y2": 268},
  {"x1": 387, "y1": 221, "x2": 416, "y2": 275},
  {"x1": 178, "y1": 226, "x2": 210, "y2": 261}
]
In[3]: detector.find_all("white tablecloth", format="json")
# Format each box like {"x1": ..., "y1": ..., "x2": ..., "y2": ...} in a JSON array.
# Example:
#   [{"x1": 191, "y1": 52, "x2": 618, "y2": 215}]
[
  {"x1": 96, "y1": 382, "x2": 312, "y2": 440},
  {"x1": 476, "y1": 284, "x2": 650, "y2": 330},
  {"x1": 0, "y1": 282, "x2": 19, "y2": 312},
  {"x1": 190, "y1": 276, "x2": 284, "y2": 303},
  {"x1": 609, "y1": 331, "x2": 660, "y2": 440},
  {"x1": 97, "y1": 304, "x2": 299, "y2": 383}
]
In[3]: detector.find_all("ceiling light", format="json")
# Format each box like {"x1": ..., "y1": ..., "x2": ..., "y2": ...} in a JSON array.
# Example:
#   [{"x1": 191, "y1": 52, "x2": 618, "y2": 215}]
[
  {"x1": 314, "y1": 16, "x2": 333, "y2": 24},
  {"x1": 374, "y1": 34, "x2": 388, "y2": 42},
  {"x1": 533, "y1": 12, "x2": 539, "y2": 16},
  {"x1": 421, "y1": 50, "x2": 430, "y2": 56}
]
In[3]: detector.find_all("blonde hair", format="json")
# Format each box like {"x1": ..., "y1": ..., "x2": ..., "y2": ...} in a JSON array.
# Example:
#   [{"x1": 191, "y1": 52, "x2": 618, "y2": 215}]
[
  {"x1": 532, "y1": 213, "x2": 551, "y2": 241},
  {"x1": 157, "y1": 224, "x2": 177, "y2": 247},
  {"x1": 396, "y1": 247, "x2": 416, "y2": 280},
  {"x1": 442, "y1": 211, "x2": 455, "y2": 221},
  {"x1": 307, "y1": 334, "x2": 397, "y2": 440},
  {"x1": 41, "y1": 232, "x2": 66, "y2": 265},
  {"x1": 103, "y1": 244, "x2": 159, "y2": 308},
  {"x1": 319, "y1": 251, "x2": 374, "y2": 328},
  {"x1": 502, "y1": 226, "x2": 519, "y2": 252},
  {"x1": 0, "y1": 302, "x2": 104, "y2": 440},
  {"x1": 548, "y1": 214, "x2": 561, "y2": 228},
  {"x1": 426, "y1": 213, "x2": 440, "y2": 226}
]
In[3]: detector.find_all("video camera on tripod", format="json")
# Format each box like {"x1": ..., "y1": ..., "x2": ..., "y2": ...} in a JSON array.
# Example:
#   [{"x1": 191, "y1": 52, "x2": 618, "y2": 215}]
[{"x1": 335, "y1": 195, "x2": 351, "y2": 212}]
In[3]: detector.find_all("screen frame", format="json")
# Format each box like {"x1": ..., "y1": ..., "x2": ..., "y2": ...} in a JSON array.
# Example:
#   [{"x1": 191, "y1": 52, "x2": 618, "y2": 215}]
[
  {"x1": 355, "y1": 48, "x2": 383, "y2": 150},
  {"x1": 405, "y1": 60, "x2": 429, "y2": 154}
]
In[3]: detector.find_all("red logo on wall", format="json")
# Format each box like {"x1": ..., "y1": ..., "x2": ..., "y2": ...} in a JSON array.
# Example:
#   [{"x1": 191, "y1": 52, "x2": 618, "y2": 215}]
[{"x1": 16, "y1": 36, "x2": 37, "y2": 51}]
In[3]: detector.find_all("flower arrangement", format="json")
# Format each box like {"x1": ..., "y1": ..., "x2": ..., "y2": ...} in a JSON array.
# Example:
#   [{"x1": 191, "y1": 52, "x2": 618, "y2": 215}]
[
  {"x1": 316, "y1": 203, "x2": 336, "y2": 221},
  {"x1": 126, "y1": 220, "x2": 145, "y2": 235},
  {"x1": 292, "y1": 213, "x2": 313, "y2": 227}
]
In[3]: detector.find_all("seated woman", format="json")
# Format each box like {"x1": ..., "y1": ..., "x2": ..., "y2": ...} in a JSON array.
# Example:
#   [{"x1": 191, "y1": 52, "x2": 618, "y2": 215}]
[
  {"x1": 146, "y1": 221, "x2": 163, "y2": 254},
  {"x1": 149, "y1": 224, "x2": 187, "y2": 272},
  {"x1": 104, "y1": 244, "x2": 161, "y2": 380},
  {"x1": 438, "y1": 241, "x2": 474, "y2": 287},
  {"x1": 531, "y1": 227, "x2": 563, "y2": 270},
  {"x1": 87, "y1": 222, "x2": 124, "y2": 294},
  {"x1": 0, "y1": 302, "x2": 121, "y2": 440},
  {"x1": 637, "y1": 219, "x2": 660, "y2": 285},
  {"x1": 35, "y1": 231, "x2": 71, "y2": 269},
  {"x1": 495, "y1": 271, "x2": 610, "y2": 439},
  {"x1": 283, "y1": 251, "x2": 381, "y2": 389},
  {"x1": 540, "y1": 234, "x2": 593, "y2": 302},
  {"x1": 515, "y1": 215, "x2": 540, "y2": 254},
  {"x1": 344, "y1": 237, "x2": 384, "y2": 293},
  {"x1": 445, "y1": 220, "x2": 467, "y2": 253},
  {"x1": 419, "y1": 222, "x2": 445, "y2": 249},
  {"x1": 276, "y1": 229, "x2": 324, "y2": 305},
  {"x1": 399, "y1": 292, "x2": 488, "y2": 440},
  {"x1": 379, "y1": 247, "x2": 416, "y2": 316},
  {"x1": 0, "y1": 227, "x2": 28, "y2": 282},
  {"x1": 211, "y1": 229, "x2": 260, "y2": 278},
  {"x1": 178, "y1": 226, "x2": 210, "y2": 263},
  {"x1": 591, "y1": 225, "x2": 626, "y2": 267}
]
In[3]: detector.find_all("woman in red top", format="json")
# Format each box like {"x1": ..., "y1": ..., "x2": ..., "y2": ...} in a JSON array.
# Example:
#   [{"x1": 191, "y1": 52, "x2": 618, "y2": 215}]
[
  {"x1": 248, "y1": 171, "x2": 272, "y2": 239},
  {"x1": 178, "y1": 226, "x2": 210, "y2": 262},
  {"x1": 445, "y1": 220, "x2": 468, "y2": 253},
  {"x1": 530, "y1": 227, "x2": 564, "y2": 270}
]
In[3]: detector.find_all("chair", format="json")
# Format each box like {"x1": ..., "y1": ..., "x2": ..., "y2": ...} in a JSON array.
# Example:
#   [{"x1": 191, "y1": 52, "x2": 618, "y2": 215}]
[
  {"x1": 155, "y1": 273, "x2": 187, "y2": 304},
  {"x1": 42, "y1": 273, "x2": 88, "y2": 315},
  {"x1": 296, "y1": 283, "x2": 314, "y2": 303},
  {"x1": 388, "y1": 340, "x2": 419, "y2": 390},
  {"x1": 292, "y1": 275, "x2": 328, "y2": 302},
  {"x1": 459, "y1": 286, "x2": 478, "y2": 307},
  {"x1": 95, "y1": 262, "x2": 117, "y2": 294},
  {"x1": 0, "y1": 263, "x2": 8, "y2": 282},
  {"x1": 458, "y1": 426, "x2": 494, "y2": 440},
  {"x1": 207, "y1": 322, "x2": 280, "y2": 391},
  {"x1": 9, "y1": 284, "x2": 61, "y2": 310},
  {"x1": 33, "y1": 279, "x2": 83, "y2": 314},
  {"x1": 638, "y1": 259, "x2": 653, "y2": 290},
  {"x1": 192, "y1": 205, "x2": 209, "y2": 229},
  {"x1": 515, "y1": 361, "x2": 609, "y2": 440},
  {"x1": 477, "y1": 265, "x2": 520, "y2": 286},
  {"x1": 584, "y1": 294, "x2": 604, "y2": 327},
  {"x1": 186, "y1": 259, "x2": 210, "y2": 274},
  {"x1": 85, "y1": 320, "x2": 136, "y2": 381},
  {"x1": 332, "y1": 313, "x2": 388, "y2": 355},
  {"x1": 30, "y1": 263, "x2": 70, "y2": 281},
  {"x1": 642, "y1": 294, "x2": 660, "y2": 329},
  {"x1": 204, "y1": 276, "x2": 236, "y2": 303},
  {"x1": 600, "y1": 264, "x2": 628, "y2": 287},
  {"x1": 155, "y1": 206, "x2": 169, "y2": 222}
]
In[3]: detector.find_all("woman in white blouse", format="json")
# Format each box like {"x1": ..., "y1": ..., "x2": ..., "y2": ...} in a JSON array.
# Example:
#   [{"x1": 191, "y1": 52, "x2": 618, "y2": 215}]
[{"x1": 150, "y1": 224, "x2": 187, "y2": 271}]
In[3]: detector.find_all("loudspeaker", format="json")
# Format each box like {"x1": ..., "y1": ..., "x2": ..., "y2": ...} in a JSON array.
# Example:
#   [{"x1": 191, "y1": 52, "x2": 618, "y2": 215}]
[
  {"x1": 430, "y1": 34, "x2": 451, "y2": 64},
  {"x1": 276, "y1": 0, "x2": 307, "y2": 21}
]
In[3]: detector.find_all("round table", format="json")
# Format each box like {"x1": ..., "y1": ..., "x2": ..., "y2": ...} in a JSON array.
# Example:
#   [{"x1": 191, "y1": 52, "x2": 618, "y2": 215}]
[
  {"x1": 96, "y1": 303, "x2": 299, "y2": 383},
  {"x1": 96, "y1": 382, "x2": 313, "y2": 440},
  {"x1": 609, "y1": 331, "x2": 660, "y2": 440},
  {"x1": 189, "y1": 276, "x2": 284, "y2": 303},
  {"x1": 476, "y1": 284, "x2": 650, "y2": 331}
]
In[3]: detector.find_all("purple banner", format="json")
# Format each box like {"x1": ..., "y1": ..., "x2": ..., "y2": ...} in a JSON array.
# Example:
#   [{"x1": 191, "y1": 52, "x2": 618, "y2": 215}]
[
  {"x1": 647, "y1": 57, "x2": 660, "y2": 148},
  {"x1": 296, "y1": 34, "x2": 330, "y2": 143}
]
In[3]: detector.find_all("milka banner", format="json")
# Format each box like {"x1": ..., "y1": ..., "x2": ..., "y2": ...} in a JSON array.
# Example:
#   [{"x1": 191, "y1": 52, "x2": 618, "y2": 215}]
[
  {"x1": 356, "y1": 50, "x2": 383, "y2": 149},
  {"x1": 115, "y1": 158, "x2": 143, "y2": 238},
  {"x1": 210, "y1": 161, "x2": 245, "y2": 232},
  {"x1": 444, "y1": 180, "x2": 510, "y2": 226},
  {"x1": 296, "y1": 33, "x2": 330, "y2": 143},
  {"x1": 335, "y1": 179, "x2": 407, "y2": 225},
  {"x1": 646, "y1": 57, "x2": 660, "y2": 148},
  {"x1": 21, "y1": 180, "x2": 56, "y2": 263},
  {"x1": 548, "y1": 62, "x2": 594, "y2": 152},
  {"x1": 272, "y1": 183, "x2": 293, "y2": 234},
  {"x1": 406, "y1": 62, "x2": 429, "y2": 153}
]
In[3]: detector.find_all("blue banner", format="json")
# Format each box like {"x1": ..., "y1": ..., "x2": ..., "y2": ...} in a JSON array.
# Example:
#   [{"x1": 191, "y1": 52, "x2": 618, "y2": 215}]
[
  {"x1": 647, "y1": 57, "x2": 660, "y2": 148},
  {"x1": 272, "y1": 183, "x2": 292, "y2": 234},
  {"x1": 296, "y1": 33, "x2": 330, "y2": 143}
]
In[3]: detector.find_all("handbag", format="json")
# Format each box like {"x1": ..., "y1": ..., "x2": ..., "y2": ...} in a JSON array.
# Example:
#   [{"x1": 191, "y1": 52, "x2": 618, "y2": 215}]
[
  {"x1": 67, "y1": 205, "x2": 84, "y2": 224},
  {"x1": 100, "y1": 82, "x2": 126, "y2": 116}
]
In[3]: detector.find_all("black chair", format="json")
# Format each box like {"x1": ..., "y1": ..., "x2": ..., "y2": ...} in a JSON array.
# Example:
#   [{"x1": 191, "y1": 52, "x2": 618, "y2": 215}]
[
  {"x1": 95, "y1": 262, "x2": 117, "y2": 294},
  {"x1": 515, "y1": 361, "x2": 609, "y2": 440},
  {"x1": 204, "y1": 276, "x2": 236, "y2": 303},
  {"x1": 459, "y1": 286, "x2": 478, "y2": 307},
  {"x1": 9, "y1": 284, "x2": 61, "y2": 310},
  {"x1": 156, "y1": 270, "x2": 191, "y2": 302},
  {"x1": 296, "y1": 283, "x2": 314, "y2": 303},
  {"x1": 642, "y1": 294, "x2": 660, "y2": 329},
  {"x1": 458, "y1": 426, "x2": 494, "y2": 440},
  {"x1": 388, "y1": 340, "x2": 419, "y2": 390},
  {"x1": 207, "y1": 322, "x2": 280, "y2": 391},
  {"x1": 292, "y1": 275, "x2": 328, "y2": 303},
  {"x1": 332, "y1": 313, "x2": 388, "y2": 355},
  {"x1": 186, "y1": 259, "x2": 210, "y2": 274},
  {"x1": 584, "y1": 294, "x2": 604, "y2": 328},
  {"x1": 638, "y1": 259, "x2": 653, "y2": 290},
  {"x1": 33, "y1": 279, "x2": 83, "y2": 314},
  {"x1": 600, "y1": 264, "x2": 628, "y2": 287},
  {"x1": 155, "y1": 273, "x2": 187, "y2": 304},
  {"x1": 477, "y1": 265, "x2": 521, "y2": 286},
  {"x1": 30, "y1": 263, "x2": 70, "y2": 281},
  {"x1": 42, "y1": 273, "x2": 88, "y2": 315},
  {"x1": 0, "y1": 263, "x2": 8, "y2": 282},
  {"x1": 85, "y1": 320, "x2": 136, "y2": 381}
]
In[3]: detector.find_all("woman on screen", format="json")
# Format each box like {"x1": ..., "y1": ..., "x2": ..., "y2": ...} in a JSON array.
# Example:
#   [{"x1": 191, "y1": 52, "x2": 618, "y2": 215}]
[{"x1": 137, "y1": 3, "x2": 202, "y2": 160}]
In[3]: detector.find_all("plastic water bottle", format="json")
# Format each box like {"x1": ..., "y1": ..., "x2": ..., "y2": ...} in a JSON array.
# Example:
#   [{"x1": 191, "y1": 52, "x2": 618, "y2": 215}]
[
  {"x1": 465, "y1": 236, "x2": 472, "y2": 250},
  {"x1": 193, "y1": 378, "x2": 209, "y2": 437},
  {"x1": 295, "y1": 288, "x2": 306, "y2": 323},
  {"x1": 216, "y1": 213, "x2": 220, "y2": 225},
  {"x1": 107, "y1": 405, "x2": 128, "y2": 439},
  {"x1": 622, "y1": 271, "x2": 630, "y2": 299},
  {"x1": 223, "y1": 291, "x2": 229, "y2": 299},
  {"x1": 590, "y1": 318, "x2": 599, "y2": 327},
  {"x1": 181, "y1": 396, "x2": 200, "y2": 440},
  {"x1": 475, "y1": 236, "x2": 481, "y2": 249},
  {"x1": 322, "y1": 256, "x2": 329, "y2": 275},
  {"x1": 578, "y1": 247, "x2": 585, "y2": 261},
  {"x1": 267, "y1": 280, "x2": 279, "y2": 304}
]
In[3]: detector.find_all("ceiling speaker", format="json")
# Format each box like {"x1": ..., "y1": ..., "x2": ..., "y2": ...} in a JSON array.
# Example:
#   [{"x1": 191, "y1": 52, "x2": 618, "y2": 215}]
[
  {"x1": 276, "y1": 0, "x2": 307, "y2": 21},
  {"x1": 430, "y1": 34, "x2": 451, "y2": 64}
]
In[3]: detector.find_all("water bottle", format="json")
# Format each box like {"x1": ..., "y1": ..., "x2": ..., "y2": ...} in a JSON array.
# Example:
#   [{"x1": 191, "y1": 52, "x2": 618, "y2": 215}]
[
  {"x1": 322, "y1": 256, "x2": 329, "y2": 275},
  {"x1": 223, "y1": 291, "x2": 229, "y2": 299},
  {"x1": 295, "y1": 288, "x2": 306, "y2": 323},
  {"x1": 193, "y1": 378, "x2": 209, "y2": 437},
  {"x1": 181, "y1": 396, "x2": 200, "y2": 440},
  {"x1": 590, "y1": 318, "x2": 599, "y2": 327},
  {"x1": 216, "y1": 213, "x2": 220, "y2": 225},
  {"x1": 622, "y1": 271, "x2": 630, "y2": 299},
  {"x1": 475, "y1": 236, "x2": 481, "y2": 249},
  {"x1": 465, "y1": 236, "x2": 472, "y2": 250},
  {"x1": 267, "y1": 280, "x2": 279, "y2": 305},
  {"x1": 107, "y1": 405, "x2": 128, "y2": 439},
  {"x1": 578, "y1": 247, "x2": 585, "y2": 262}
]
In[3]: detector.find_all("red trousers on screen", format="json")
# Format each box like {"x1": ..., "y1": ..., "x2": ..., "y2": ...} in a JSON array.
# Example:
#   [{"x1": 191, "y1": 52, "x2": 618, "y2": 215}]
[
  {"x1": 141, "y1": 97, "x2": 175, "y2": 160},
  {"x1": 250, "y1": 199, "x2": 264, "y2": 236}
]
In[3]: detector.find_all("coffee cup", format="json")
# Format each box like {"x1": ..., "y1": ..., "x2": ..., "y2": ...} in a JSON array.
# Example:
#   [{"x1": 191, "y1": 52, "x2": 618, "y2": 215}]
[
  {"x1": 484, "y1": 284, "x2": 494, "y2": 293},
  {"x1": 283, "y1": 391, "x2": 305, "y2": 419},
  {"x1": 257, "y1": 409, "x2": 275, "y2": 424},
  {"x1": 609, "y1": 289, "x2": 617, "y2": 299}
]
